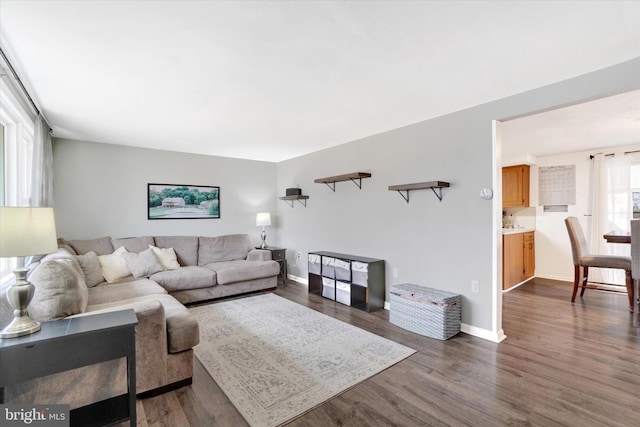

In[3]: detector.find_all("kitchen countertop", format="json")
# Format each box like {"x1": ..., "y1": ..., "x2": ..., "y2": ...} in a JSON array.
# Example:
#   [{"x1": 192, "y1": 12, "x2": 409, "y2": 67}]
[{"x1": 502, "y1": 227, "x2": 535, "y2": 235}]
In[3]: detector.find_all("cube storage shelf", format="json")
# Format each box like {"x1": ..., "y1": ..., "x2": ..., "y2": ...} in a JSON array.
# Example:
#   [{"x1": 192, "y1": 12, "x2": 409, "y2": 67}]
[{"x1": 308, "y1": 251, "x2": 385, "y2": 312}]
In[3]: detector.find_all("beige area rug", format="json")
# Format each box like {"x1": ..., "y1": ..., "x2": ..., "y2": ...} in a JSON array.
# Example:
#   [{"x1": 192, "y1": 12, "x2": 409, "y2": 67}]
[{"x1": 189, "y1": 293, "x2": 416, "y2": 427}]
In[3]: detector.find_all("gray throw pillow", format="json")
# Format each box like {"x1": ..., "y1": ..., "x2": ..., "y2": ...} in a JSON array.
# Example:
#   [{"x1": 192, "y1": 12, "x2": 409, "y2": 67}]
[
  {"x1": 28, "y1": 259, "x2": 89, "y2": 322},
  {"x1": 121, "y1": 248, "x2": 164, "y2": 278},
  {"x1": 75, "y1": 251, "x2": 105, "y2": 287}
]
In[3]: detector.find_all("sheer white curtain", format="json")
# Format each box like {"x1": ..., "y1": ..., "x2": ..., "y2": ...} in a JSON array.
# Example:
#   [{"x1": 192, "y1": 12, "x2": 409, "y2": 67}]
[
  {"x1": 589, "y1": 153, "x2": 637, "y2": 285},
  {"x1": 588, "y1": 153, "x2": 608, "y2": 283},
  {"x1": 30, "y1": 114, "x2": 54, "y2": 207}
]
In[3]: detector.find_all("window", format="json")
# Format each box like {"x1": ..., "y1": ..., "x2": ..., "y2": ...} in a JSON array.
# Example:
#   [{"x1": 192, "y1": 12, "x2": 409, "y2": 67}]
[
  {"x1": 0, "y1": 73, "x2": 36, "y2": 285},
  {"x1": 630, "y1": 163, "x2": 640, "y2": 219}
]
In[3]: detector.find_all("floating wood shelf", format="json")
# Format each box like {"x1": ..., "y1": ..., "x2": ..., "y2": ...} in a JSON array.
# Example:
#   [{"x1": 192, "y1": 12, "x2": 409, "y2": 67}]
[
  {"x1": 388, "y1": 181, "x2": 450, "y2": 203},
  {"x1": 279, "y1": 195, "x2": 309, "y2": 207},
  {"x1": 314, "y1": 172, "x2": 372, "y2": 191}
]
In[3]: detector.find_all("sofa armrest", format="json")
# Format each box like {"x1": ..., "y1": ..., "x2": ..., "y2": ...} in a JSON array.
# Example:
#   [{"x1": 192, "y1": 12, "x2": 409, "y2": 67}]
[
  {"x1": 247, "y1": 249, "x2": 272, "y2": 261},
  {"x1": 74, "y1": 300, "x2": 169, "y2": 393},
  {"x1": 131, "y1": 300, "x2": 169, "y2": 392}
]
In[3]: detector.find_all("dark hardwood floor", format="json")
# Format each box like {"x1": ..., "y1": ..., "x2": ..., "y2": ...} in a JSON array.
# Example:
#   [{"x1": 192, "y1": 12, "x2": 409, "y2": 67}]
[{"x1": 132, "y1": 278, "x2": 640, "y2": 426}]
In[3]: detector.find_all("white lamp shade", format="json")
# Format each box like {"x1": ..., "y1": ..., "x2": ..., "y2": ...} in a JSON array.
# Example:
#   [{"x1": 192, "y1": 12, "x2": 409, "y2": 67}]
[
  {"x1": 256, "y1": 212, "x2": 271, "y2": 227},
  {"x1": 0, "y1": 207, "x2": 58, "y2": 257}
]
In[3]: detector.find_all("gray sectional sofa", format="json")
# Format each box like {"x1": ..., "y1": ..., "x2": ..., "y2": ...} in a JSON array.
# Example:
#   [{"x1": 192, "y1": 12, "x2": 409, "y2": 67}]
[{"x1": 1, "y1": 233, "x2": 280, "y2": 409}]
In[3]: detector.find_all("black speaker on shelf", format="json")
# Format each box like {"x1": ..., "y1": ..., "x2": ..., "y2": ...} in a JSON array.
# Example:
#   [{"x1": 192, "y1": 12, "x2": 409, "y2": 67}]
[{"x1": 286, "y1": 188, "x2": 302, "y2": 196}]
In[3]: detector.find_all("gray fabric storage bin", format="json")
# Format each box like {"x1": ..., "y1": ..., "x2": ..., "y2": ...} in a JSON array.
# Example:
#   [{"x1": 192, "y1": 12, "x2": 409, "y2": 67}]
[
  {"x1": 321, "y1": 256, "x2": 335, "y2": 278},
  {"x1": 389, "y1": 283, "x2": 461, "y2": 340},
  {"x1": 308, "y1": 254, "x2": 321, "y2": 275},
  {"x1": 334, "y1": 259, "x2": 351, "y2": 282},
  {"x1": 335, "y1": 281, "x2": 351, "y2": 306},
  {"x1": 351, "y1": 261, "x2": 368, "y2": 286},
  {"x1": 322, "y1": 277, "x2": 336, "y2": 300}
]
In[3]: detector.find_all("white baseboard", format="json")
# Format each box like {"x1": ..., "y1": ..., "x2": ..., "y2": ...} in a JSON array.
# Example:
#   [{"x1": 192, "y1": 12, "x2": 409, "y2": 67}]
[
  {"x1": 461, "y1": 323, "x2": 507, "y2": 343},
  {"x1": 287, "y1": 274, "x2": 308, "y2": 286},
  {"x1": 502, "y1": 277, "x2": 534, "y2": 293},
  {"x1": 535, "y1": 274, "x2": 572, "y2": 282}
]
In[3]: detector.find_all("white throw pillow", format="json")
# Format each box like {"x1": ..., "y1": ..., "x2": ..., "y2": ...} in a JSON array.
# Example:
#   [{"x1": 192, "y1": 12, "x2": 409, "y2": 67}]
[
  {"x1": 98, "y1": 246, "x2": 131, "y2": 282},
  {"x1": 149, "y1": 245, "x2": 181, "y2": 270}
]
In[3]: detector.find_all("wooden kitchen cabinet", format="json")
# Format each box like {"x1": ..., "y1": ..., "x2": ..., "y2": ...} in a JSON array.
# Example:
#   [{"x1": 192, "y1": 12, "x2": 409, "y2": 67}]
[
  {"x1": 502, "y1": 231, "x2": 535, "y2": 290},
  {"x1": 502, "y1": 164, "x2": 530, "y2": 207},
  {"x1": 523, "y1": 232, "x2": 535, "y2": 279}
]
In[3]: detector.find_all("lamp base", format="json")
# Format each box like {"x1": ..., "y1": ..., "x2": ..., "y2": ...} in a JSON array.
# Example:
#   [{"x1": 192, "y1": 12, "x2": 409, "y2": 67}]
[
  {"x1": 0, "y1": 267, "x2": 41, "y2": 339},
  {"x1": 260, "y1": 228, "x2": 267, "y2": 249},
  {"x1": 0, "y1": 315, "x2": 40, "y2": 338}
]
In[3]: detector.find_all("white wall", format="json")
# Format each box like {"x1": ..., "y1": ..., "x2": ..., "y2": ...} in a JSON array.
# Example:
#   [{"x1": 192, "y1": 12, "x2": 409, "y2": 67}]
[
  {"x1": 53, "y1": 139, "x2": 277, "y2": 247},
  {"x1": 276, "y1": 57, "x2": 640, "y2": 340},
  {"x1": 533, "y1": 143, "x2": 640, "y2": 282}
]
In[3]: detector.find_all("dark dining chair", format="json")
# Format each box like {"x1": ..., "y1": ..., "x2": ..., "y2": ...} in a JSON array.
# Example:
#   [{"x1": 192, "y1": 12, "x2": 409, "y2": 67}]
[
  {"x1": 564, "y1": 216, "x2": 632, "y2": 306},
  {"x1": 630, "y1": 219, "x2": 640, "y2": 326}
]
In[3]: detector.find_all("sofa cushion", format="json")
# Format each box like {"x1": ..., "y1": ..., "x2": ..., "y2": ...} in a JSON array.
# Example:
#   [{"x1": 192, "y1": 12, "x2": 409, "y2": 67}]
[
  {"x1": 28, "y1": 259, "x2": 89, "y2": 321},
  {"x1": 206, "y1": 260, "x2": 280, "y2": 285},
  {"x1": 160, "y1": 296, "x2": 201, "y2": 353},
  {"x1": 149, "y1": 245, "x2": 181, "y2": 270},
  {"x1": 198, "y1": 234, "x2": 252, "y2": 266},
  {"x1": 111, "y1": 236, "x2": 155, "y2": 254},
  {"x1": 75, "y1": 251, "x2": 105, "y2": 287},
  {"x1": 247, "y1": 249, "x2": 272, "y2": 261},
  {"x1": 85, "y1": 293, "x2": 199, "y2": 353},
  {"x1": 150, "y1": 266, "x2": 216, "y2": 292},
  {"x1": 87, "y1": 278, "x2": 167, "y2": 305},
  {"x1": 98, "y1": 246, "x2": 132, "y2": 283},
  {"x1": 154, "y1": 236, "x2": 198, "y2": 266},
  {"x1": 68, "y1": 236, "x2": 114, "y2": 256},
  {"x1": 121, "y1": 248, "x2": 164, "y2": 278}
]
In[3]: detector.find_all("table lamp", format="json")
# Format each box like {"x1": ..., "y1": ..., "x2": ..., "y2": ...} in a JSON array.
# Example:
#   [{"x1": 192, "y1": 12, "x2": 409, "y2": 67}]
[
  {"x1": 256, "y1": 212, "x2": 271, "y2": 249},
  {"x1": 0, "y1": 207, "x2": 58, "y2": 338}
]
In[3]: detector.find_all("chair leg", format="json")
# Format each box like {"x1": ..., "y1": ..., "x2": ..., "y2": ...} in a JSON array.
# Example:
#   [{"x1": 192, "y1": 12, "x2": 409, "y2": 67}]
[
  {"x1": 571, "y1": 265, "x2": 580, "y2": 302},
  {"x1": 626, "y1": 270, "x2": 635, "y2": 312},
  {"x1": 580, "y1": 266, "x2": 589, "y2": 297},
  {"x1": 634, "y1": 278, "x2": 639, "y2": 328}
]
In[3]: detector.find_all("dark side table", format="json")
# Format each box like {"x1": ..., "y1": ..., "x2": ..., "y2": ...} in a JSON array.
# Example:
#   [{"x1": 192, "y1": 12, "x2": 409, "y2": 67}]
[
  {"x1": 257, "y1": 246, "x2": 287, "y2": 284},
  {"x1": 0, "y1": 309, "x2": 138, "y2": 426}
]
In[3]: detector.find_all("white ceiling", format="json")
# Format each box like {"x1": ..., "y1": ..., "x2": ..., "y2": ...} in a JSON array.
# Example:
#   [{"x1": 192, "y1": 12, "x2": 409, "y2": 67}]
[
  {"x1": 0, "y1": 1, "x2": 639, "y2": 162},
  {"x1": 502, "y1": 89, "x2": 640, "y2": 159}
]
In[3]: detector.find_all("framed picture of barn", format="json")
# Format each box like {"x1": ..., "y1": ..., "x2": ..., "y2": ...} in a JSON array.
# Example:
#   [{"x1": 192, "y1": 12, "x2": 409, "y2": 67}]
[{"x1": 148, "y1": 183, "x2": 220, "y2": 219}]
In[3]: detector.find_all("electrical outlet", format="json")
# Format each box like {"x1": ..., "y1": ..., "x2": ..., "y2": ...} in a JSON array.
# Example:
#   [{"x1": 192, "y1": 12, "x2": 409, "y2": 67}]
[
  {"x1": 296, "y1": 252, "x2": 301, "y2": 260},
  {"x1": 471, "y1": 280, "x2": 480, "y2": 293}
]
